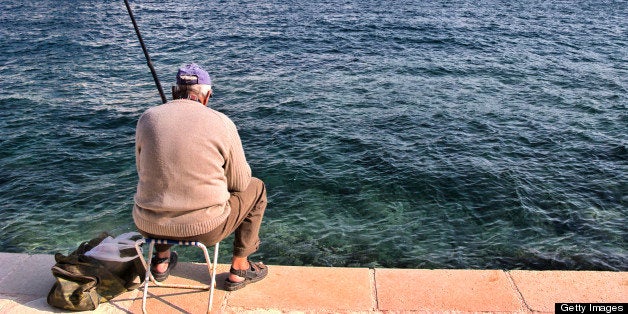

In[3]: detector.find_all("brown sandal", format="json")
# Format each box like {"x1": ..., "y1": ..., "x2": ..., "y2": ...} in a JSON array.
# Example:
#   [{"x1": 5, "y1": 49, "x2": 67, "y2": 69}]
[
  {"x1": 224, "y1": 260, "x2": 268, "y2": 291},
  {"x1": 150, "y1": 251, "x2": 178, "y2": 282}
]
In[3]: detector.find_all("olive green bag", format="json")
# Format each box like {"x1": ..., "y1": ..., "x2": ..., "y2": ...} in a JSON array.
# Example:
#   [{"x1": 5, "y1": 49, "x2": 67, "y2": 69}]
[{"x1": 47, "y1": 232, "x2": 145, "y2": 311}]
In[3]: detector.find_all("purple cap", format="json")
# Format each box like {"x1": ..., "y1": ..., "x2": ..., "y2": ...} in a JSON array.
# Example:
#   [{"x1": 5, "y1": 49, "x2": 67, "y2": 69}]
[{"x1": 176, "y1": 63, "x2": 211, "y2": 85}]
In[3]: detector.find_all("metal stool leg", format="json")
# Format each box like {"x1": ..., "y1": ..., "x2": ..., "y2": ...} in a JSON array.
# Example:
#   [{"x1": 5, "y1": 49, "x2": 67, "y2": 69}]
[
  {"x1": 201, "y1": 242, "x2": 219, "y2": 313},
  {"x1": 136, "y1": 239, "x2": 155, "y2": 314},
  {"x1": 134, "y1": 238, "x2": 220, "y2": 314}
]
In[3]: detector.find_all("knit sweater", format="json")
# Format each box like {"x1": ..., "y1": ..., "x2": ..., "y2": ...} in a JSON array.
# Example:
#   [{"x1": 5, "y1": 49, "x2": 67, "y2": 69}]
[{"x1": 133, "y1": 99, "x2": 251, "y2": 237}]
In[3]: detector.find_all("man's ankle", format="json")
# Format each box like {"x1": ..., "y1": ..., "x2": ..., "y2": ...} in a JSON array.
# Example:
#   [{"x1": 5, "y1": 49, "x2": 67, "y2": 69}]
[{"x1": 232, "y1": 257, "x2": 250, "y2": 270}]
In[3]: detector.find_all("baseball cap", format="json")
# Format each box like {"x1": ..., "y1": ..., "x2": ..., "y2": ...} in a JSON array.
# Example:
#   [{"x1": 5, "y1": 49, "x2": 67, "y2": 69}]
[{"x1": 176, "y1": 63, "x2": 211, "y2": 85}]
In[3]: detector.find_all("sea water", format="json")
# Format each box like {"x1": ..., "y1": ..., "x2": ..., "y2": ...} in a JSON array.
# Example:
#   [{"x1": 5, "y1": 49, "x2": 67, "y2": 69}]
[{"x1": 0, "y1": 0, "x2": 626, "y2": 270}]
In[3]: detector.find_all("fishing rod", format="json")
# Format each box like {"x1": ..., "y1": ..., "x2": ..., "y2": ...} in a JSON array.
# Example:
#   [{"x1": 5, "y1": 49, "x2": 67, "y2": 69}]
[{"x1": 123, "y1": 0, "x2": 167, "y2": 104}]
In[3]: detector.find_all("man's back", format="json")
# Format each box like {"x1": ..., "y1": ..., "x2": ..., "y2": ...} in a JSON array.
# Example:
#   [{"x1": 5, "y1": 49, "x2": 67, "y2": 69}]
[{"x1": 133, "y1": 99, "x2": 251, "y2": 237}]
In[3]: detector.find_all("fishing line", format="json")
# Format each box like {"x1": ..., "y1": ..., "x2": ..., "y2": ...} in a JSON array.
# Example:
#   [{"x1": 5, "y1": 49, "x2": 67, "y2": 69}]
[{"x1": 123, "y1": 0, "x2": 167, "y2": 104}]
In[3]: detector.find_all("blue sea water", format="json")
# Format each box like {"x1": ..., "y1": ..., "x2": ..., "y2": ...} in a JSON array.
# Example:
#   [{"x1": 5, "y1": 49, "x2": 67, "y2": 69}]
[{"x1": 0, "y1": 0, "x2": 626, "y2": 270}]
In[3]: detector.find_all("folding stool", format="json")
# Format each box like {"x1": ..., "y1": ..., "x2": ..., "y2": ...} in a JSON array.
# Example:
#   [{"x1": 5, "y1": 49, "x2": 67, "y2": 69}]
[{"x1": 134, "y1": 238, "x2": 219, "y2": 314}]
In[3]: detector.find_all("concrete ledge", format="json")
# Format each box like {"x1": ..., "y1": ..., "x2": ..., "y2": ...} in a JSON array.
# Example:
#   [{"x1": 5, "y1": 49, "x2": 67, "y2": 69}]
[
  {"x1": 375, "y1": 269, "x2": 527, "y2": 312},
  {"x1": 509, "y1": 270, "x2": 627, "y2": 313},
  {"x1": 0, "y1": 253, "x2": 625, "y2": 313}
]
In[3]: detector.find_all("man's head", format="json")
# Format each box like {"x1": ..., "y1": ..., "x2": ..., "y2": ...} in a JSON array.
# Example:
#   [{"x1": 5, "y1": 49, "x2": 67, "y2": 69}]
[{"x1": 172, "y1": 63, "x2": 212, "y2": 105}]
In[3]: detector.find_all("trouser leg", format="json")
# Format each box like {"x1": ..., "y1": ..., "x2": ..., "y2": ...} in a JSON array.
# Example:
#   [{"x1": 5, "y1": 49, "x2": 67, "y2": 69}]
[
  {"x1": 203, "y1": 177, "x2": 266, "y2": 257},
  {"x1": 230, "y1": 177, "x2": 267, "y2": 257}
]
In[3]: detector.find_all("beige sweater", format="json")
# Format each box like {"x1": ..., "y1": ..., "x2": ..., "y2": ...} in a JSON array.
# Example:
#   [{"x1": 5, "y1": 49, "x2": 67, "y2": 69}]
[{"x1": 133, "y1": 99, "x2": 251, "y2": 237}]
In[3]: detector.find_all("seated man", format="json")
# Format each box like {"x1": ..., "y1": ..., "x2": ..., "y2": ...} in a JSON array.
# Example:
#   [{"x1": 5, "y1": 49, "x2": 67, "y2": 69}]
[{"x1": 132, "y1": 63, "x2": 268, "y2": 291}]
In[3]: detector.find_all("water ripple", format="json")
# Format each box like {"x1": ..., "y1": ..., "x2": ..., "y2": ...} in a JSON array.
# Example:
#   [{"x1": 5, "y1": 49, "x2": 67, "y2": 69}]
[{"x1": 0, "y1": 0, "x2": 626, "y2": 270}]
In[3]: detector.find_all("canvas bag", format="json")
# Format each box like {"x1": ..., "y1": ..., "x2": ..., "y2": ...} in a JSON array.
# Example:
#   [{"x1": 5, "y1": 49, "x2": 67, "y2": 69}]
[{"x1": 47, "y1": 232, "x2": 145, "y2": 311}]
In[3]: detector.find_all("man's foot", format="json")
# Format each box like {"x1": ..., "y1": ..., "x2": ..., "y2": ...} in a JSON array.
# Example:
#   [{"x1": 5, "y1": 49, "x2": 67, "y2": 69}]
[
  {"x1": 150, "y1": 251, "x2": 178, "y2": 282},
  {"x1": 224, "y1": 260, "x2": 268, "y2": 291}
]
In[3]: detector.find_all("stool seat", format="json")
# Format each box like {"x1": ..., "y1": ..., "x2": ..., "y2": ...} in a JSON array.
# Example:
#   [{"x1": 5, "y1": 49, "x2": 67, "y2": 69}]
[{"x1": 134, "y1": 238, "x2": 220, "y2": 314}]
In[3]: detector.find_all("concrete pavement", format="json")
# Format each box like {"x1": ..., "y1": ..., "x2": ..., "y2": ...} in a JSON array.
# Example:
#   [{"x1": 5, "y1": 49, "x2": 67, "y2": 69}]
[{"x1": 0, "y1": 252, "x2": 625, "y2": 313}]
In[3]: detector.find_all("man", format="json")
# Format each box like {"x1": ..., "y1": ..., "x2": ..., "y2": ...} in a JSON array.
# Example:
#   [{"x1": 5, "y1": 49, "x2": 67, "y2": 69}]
[{"x1": 133, "y1": 63, "x2": 268, "y2": 291}]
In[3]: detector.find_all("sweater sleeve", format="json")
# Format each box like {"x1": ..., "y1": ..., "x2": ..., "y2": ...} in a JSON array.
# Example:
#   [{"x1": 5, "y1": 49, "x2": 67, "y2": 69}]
[{"x1": 222, "y1": 115, "x2": 251, "y2": 192}]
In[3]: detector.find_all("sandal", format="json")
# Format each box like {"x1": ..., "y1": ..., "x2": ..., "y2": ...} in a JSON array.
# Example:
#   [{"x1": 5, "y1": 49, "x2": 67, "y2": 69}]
[
  {"x1": 150, "y1": 251, "x2": 178, "y2": 282},
  {"x1": 224, "y1": 260, "x2": 268, "y2": 291}
]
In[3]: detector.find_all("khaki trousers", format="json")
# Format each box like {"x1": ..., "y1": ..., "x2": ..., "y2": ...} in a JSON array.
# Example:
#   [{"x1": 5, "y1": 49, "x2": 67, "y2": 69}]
[{"x1": 140, "y1": 177, "x2": 267, "y2": 258}]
